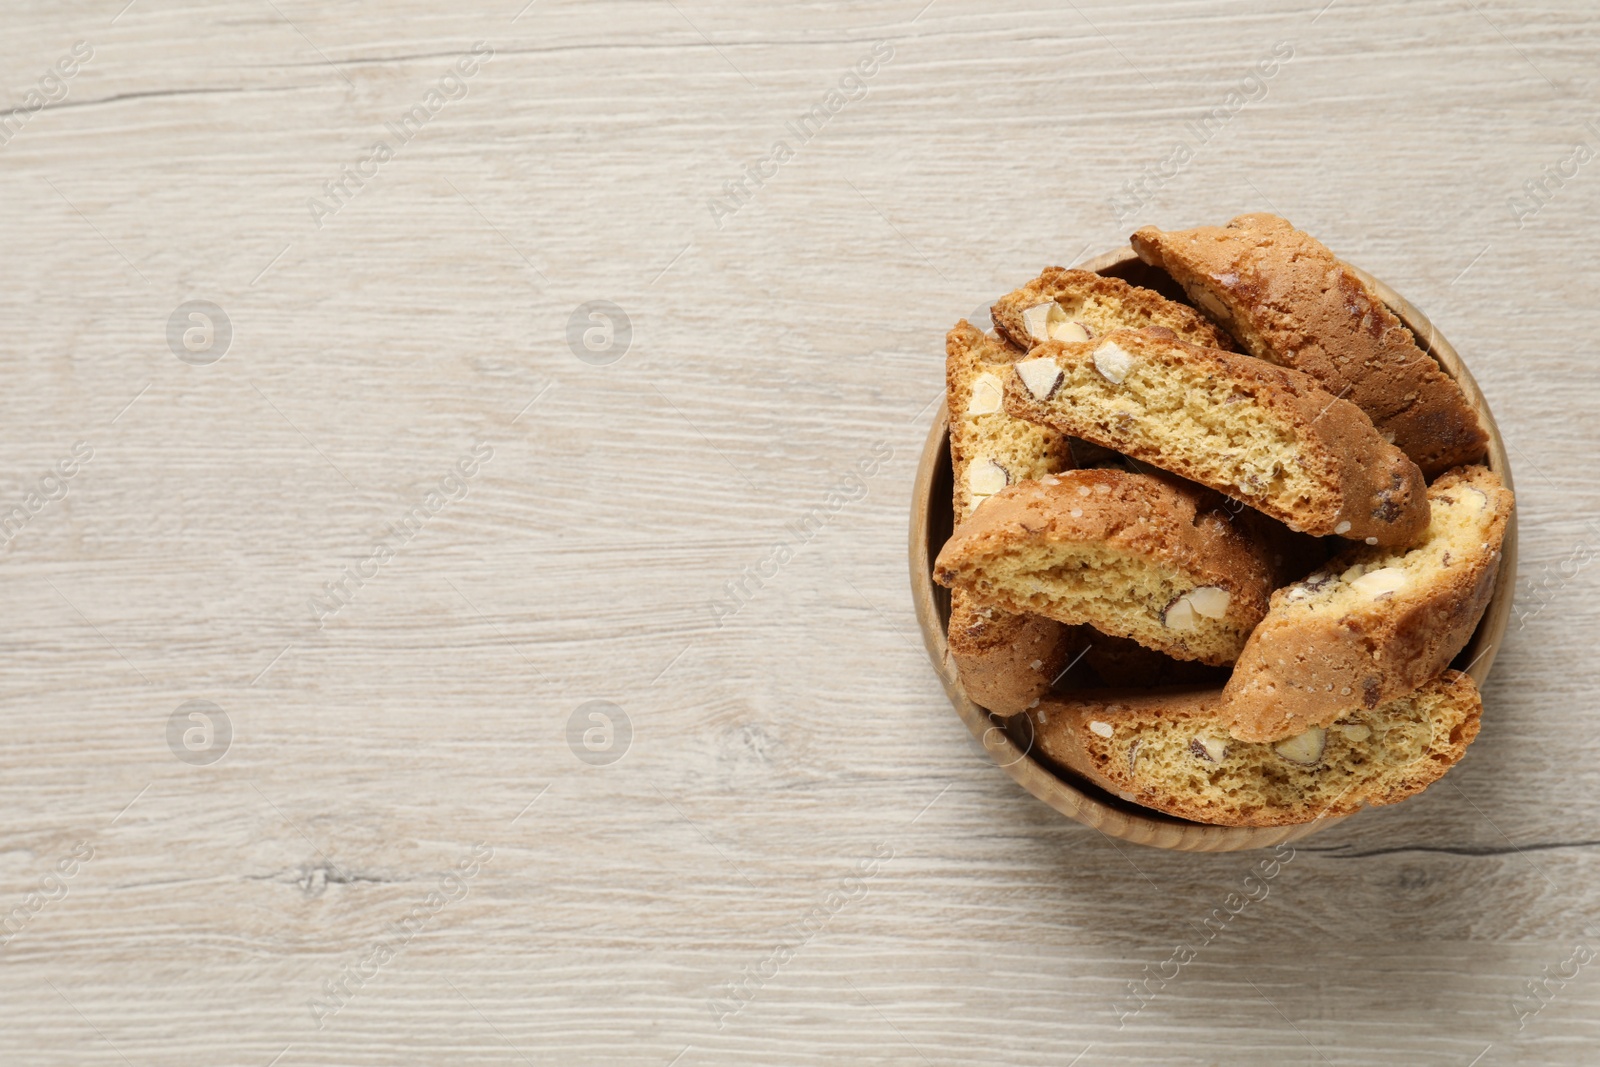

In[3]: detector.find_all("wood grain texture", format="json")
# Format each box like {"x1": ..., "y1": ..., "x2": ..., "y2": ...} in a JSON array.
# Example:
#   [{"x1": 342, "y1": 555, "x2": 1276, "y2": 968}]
[{"x1": 1, "y1": 0, "x2": 1598, "y2": 1063}]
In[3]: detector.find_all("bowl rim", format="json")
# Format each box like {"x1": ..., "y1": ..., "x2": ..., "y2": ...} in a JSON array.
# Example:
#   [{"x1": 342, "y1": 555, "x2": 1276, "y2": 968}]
[{"x1": 908, "y1": 246, "x2": 1518, "y2": 852}]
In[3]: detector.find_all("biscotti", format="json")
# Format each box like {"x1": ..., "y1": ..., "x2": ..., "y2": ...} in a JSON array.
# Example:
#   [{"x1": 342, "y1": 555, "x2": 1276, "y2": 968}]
[
  {"x1": 946, "y1": 320, "x2": 1072, "y2": 521},
  {"x1": 1131, "y1": 214, "x2": 1488, "y2": 477},
  {"x1": 944, "y1": 321, "x2": 1080, "y2": 709},
  {"x1": 933, "y1": 469, "x2": 1277, "y2": 666},
  {"x1": 1222, "y1": 465, "x2": 1513, "y2": 742},
  {"x1": 946, "y1": 293, "x2": 1205, "y2": 707},
  {"x1": 1025, "y1": 671, "x2": 1483, "y2": 826},
  {"x1": 1003, "y1": 328, "x2": 1430, "y2": 546},
  {"x1": 991, "y1": 268, "x2": 1234, "y2": 354},
  {"x1": 946, "y1": 594, "x2": 1085, "y2": 714}
]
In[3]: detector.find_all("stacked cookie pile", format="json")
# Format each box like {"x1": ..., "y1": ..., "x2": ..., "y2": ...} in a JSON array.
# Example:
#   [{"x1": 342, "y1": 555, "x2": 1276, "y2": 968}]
[{"x1": 934, "y1": 214, "x2": 1514, "y2": 827}]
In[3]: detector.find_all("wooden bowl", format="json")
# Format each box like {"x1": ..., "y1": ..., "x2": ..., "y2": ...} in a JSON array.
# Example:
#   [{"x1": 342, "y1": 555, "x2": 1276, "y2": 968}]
[{"x1": 909, "y1": 247, "x2": 1517, "y2": 852}]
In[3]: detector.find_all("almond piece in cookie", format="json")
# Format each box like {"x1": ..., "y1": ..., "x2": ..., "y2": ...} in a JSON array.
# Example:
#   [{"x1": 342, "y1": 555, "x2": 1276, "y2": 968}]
[
  {"x1": 991, "y1": 267, "x2": 1234, "y2": 354},
  {"x1": 1222, "y1": 464, "x2": 1513, "y2": 743},
  {"x1": 1025, "y1": 671, "x2": 1483, "y2": 827},
  {"x1": 933, "y1": 469, "x2": 1276, "y2": 666},
  {"x1": 1131, "y1": 214, "x2": 1488, "y2": 477},
  {"x1": 1003, "y1": 328, "x2": 1430, "y2": 546}
]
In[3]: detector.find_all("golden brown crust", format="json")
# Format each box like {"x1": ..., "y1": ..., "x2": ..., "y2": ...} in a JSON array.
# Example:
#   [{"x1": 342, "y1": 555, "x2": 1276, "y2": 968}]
[
  {"x1": 1131, "y1": 214, "x2": 1488, "y2": 477},
  {"x1": 946, "y1": 320, "x2": 1072, "y2": 522},
  {"x1": 946, "y1": 590, "x2": 1085, "y2": 715},
  {"x1": 1002, "y1": 328, "x2": 1431, "y2": 546},
  {"x1": 1027, "y1": 672, "x2": 1482, "y2": 826},
  {"x1": 933, "y1": 469, "x2": 1277, "y2": 665},
  {"x1": 1222, "y1": 466, "x2": 1513, "y2": 742},
  {"x1": 991, "y1": 267, "x2": 1235, "y2": 353}
]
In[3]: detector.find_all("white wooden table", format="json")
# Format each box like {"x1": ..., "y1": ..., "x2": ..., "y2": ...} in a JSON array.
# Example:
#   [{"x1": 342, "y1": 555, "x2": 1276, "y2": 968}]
[{"x1": 2, "y1": 1, "x2": 1597, "y2": 1063}]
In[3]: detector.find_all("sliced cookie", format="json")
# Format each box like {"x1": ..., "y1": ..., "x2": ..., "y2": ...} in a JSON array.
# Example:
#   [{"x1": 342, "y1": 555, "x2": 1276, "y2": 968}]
[
  {"x1": 933, "y1": 469, "x2": 1277, "y2": 666},
  {"x1": 1131, "y1": 214, "x2": 1488, "y2": 477},
  {"x1": 1004, "y1": 327, "x2": 1430, "y2": 546},
  {"x1": 946, "y1": 595, "x2": 1087, "y2": 714},
  {"x1": 1223, "y1": 465, "x2": 1513, "y2": 743},
  {"x1": 1025, "y1": 671, "x2": 1482, "y2": 827},
  {"x1": 945, "y1": 321, "x2": 1078, "y2": 710},
  {"x1": 947, "y1": 320, "x2": 1072, "y2": 521},
  {"x1": 991, "y1": 267, "x2": 1234, "y2": 354}
]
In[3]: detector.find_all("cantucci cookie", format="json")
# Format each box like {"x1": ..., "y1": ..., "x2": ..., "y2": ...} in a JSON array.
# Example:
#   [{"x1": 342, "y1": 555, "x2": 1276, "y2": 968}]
[
  {"x1": 1004, "y1": 327, "x2": 1430, "y2": 546},
  {"x1": 933, "y1": 469, "x2": 1276, "y2": 666},
  {"x1": 1131, "y1": 214, "x2": 1488, "y2": 477},
  {"x1": 944, "y1": 320, "x2": 1079, "y2": 710},
  {"x1": 991, "y1": 267, "x2": 1234, "y2": 354},
  {"x1": 1024, "y1": 672, "x2": 1482, "y2": 827},
  {"x1": 946, "y1": 594, "x2": 1086, "y2": 714},
  {"x1": 946, "y1": 320, "x2": 1072, "y2": 521},
  {"x1": 1222, "y1": 465, "x2": 1513, "y2": 742}
]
